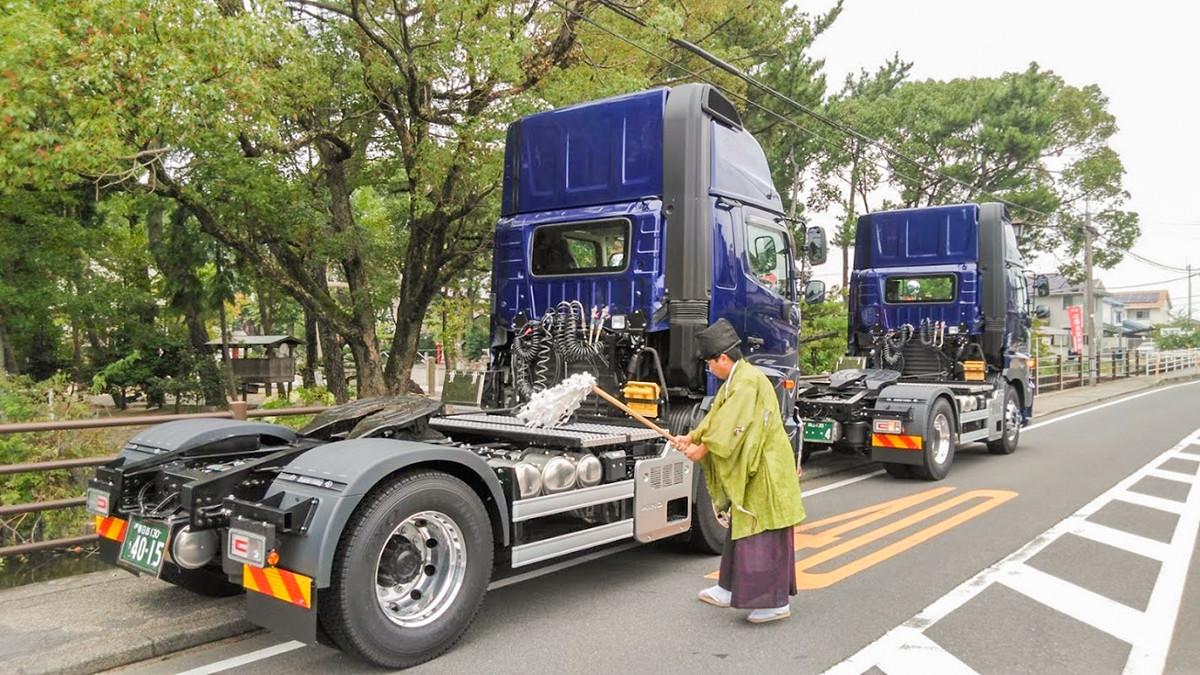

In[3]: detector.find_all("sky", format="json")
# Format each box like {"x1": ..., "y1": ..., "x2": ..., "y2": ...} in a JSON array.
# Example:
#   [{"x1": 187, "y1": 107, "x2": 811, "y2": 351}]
[{"x1": 798, "y1": 0, "x2": 1200, "y2": 320}]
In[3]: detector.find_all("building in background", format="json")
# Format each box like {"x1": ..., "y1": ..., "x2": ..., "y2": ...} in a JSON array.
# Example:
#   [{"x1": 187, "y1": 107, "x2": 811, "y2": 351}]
[{"x1": 1110, "y1": 290, "x2": 1174, "y2": 327}]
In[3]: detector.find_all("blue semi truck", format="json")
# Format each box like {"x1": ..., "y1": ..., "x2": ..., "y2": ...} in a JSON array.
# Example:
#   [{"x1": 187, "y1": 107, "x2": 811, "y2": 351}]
[
  {"x1": 795, "y1": 203, "x2": 1035, "y2": 479},
  {"x1": 84, "y1": 84, "x2": 1033, "y2": 669}
]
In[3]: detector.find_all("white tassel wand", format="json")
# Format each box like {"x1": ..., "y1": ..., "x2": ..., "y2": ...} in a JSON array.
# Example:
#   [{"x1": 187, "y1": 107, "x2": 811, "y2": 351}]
[{"x1": 515, "y1": 372, "x2": 674, "y2": 442}]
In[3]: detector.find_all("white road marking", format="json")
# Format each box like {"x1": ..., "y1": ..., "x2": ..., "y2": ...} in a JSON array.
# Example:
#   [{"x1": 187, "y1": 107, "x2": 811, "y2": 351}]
[
  {"x1": 173, "y1": 640, "x2": 305, "y2": 675},
  {"x1": 825, "y1": 427, "x2": 1200, "y2": 675},
  {"x1": 1022, "y1": 379, "x2": 1200, "y2": 433},
  {"x1": 805, "y1": 469, "x2": 886, "y2": 496},
  {"x1": 874, "y1": 629, "x2": 978, "y2": 675}
]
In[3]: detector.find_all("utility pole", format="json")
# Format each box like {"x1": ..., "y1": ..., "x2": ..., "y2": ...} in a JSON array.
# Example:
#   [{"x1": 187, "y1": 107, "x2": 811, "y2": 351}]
[
  {"x1": 1189, "y1": 263, "x2": 1193, "y2": 326},
  {"x1": 1084, "y1": 209, "x2": 1097, "y2": 386}
]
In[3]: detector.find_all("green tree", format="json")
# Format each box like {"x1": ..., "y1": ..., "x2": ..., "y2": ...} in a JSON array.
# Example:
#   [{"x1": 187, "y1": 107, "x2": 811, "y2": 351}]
[
  {"x1": 2, "y1": 0, "x2": 815, "y2": 398},
  {"x1": 867, "y1": 64, "x2": 1138, "y2": 274}
]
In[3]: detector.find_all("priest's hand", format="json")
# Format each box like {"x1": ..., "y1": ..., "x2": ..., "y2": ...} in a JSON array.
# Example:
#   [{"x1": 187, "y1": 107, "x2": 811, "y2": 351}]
[
  {"x1": 671, "y1": 435, "x2": 693, "y2": 452},
  {"x1": 682, "y1": 442, "x2": 708, "y2": 462}
]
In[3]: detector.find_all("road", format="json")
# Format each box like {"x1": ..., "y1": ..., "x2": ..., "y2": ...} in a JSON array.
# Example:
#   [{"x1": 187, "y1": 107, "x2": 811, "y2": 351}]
[{"x1": 100, "y1": 380, "x2": 1200, "y2": 675}]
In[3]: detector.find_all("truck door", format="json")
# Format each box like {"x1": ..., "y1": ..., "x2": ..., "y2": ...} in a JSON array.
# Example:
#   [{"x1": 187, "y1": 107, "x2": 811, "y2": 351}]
[{"x1": 740, "y1": 211, "x2": 800, "y2": 375}]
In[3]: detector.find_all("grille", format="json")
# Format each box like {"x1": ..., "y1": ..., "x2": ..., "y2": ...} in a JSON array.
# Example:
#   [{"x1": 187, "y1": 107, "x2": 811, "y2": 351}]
[{"x1": 648, "y1": 461, "x2": 685, "y2": 489}]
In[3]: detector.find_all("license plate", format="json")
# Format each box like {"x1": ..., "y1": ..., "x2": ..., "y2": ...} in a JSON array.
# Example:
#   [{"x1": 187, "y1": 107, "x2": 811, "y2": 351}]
[
  {"x1": 118, "y1": 517, "x2": 169, "y2": 576},
  {"x1": 803, "y1": 420, "x2": 836, "y2": 443}
]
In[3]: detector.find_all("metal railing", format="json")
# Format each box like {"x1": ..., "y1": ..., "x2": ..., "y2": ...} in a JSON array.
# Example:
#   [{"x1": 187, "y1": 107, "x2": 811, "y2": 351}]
[
  {"x1": 0, "y1": 401, "x2": 329, "y2": 557},
  {"x1": 1033, "y1": 348, "x2": 1200, "y2": 393}
]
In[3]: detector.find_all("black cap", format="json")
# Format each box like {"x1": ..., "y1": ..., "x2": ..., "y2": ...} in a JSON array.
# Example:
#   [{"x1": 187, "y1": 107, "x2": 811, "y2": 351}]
[{"x1": 695, "y1": 318, "x2": 741, "y2": 360}]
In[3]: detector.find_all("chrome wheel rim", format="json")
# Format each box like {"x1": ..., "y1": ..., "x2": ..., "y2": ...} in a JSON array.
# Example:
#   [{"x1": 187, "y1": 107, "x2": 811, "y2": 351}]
[
  {"x1": 1004, "y1": 397, "x2": 1020, "y2": 445},
  {"x1": 931, "y1": 413, "x2": 952, "y2": 464},
  {"x1": 375, "y1": 510, "x2": 467, "y2": 628}
]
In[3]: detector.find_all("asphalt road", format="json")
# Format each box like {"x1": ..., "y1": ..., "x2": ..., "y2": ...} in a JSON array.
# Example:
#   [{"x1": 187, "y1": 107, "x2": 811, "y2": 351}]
[{"x1": 102, "y1": 379, "x2": 1200, "y2": 675}]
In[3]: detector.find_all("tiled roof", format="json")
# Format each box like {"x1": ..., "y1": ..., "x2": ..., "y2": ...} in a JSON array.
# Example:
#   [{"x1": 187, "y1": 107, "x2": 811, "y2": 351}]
[{"x1": 1110, "y1": 290, "x2": 1170, "y2": 309}]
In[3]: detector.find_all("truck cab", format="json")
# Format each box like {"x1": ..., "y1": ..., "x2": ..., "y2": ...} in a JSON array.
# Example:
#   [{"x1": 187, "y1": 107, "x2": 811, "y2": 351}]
[{"x1": 483, "y1": 84, "x2": 820, "y2": 448}]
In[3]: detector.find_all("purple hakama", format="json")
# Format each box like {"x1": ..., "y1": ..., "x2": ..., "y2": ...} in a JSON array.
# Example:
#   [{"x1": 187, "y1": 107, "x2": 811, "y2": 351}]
[{"x1": 717, "y1": 526, "x2": 797, "y2": 609}]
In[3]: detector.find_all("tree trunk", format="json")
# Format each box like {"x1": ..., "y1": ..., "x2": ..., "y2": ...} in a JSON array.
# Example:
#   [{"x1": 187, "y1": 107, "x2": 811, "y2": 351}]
[
  {"x1": 318, "y1": 138, "x2": 388, "y2": 398},
  {"x1": 0, "y1": 313, "x2": 17, "y2": 374},
  {"x1": 318, "y1": 319, "x2": 348, "y2": 403},
  {"x1": 301, "y1": 310, "x2": 318, "y2": 389}
]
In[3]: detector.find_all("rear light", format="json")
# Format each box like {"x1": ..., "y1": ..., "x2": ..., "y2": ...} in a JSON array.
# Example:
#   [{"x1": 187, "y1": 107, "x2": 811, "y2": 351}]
[
  {"x1": 873, "y1": 419, "x2": 903, "y2": 434},
  {"x1": 85, "y1": 488, "x2": 111, "y2": 517},
  {"x1": 228, "y1": 529, "x2": 268, "y2": 567}
]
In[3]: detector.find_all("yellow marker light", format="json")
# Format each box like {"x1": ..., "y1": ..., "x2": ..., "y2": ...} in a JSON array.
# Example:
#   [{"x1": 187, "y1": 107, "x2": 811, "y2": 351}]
[
  {"x1": 1028, "y1": 357, "x2": 1037, "y2": 369},
  {"x1": 873, "y1": 419, "x2": 903, "y2": 434},
  {"x1": 782, "y1": 379, "x2": 795, "y2": 390}
]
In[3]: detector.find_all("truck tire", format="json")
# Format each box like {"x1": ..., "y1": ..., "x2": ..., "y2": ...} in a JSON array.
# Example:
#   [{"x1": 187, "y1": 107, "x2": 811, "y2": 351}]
[
  {"x1": 688, "y1": 466, "x2": 728, "y2": 555},
  {"x1": 320, "y1": 470, "x2": 493, "y2": 669},
  {"x1": 987, "y1": 385, "x2": 1020, "y2": 455},
  {"x1": 911, "y1": 398, "x2": 956, "y2": 481}
]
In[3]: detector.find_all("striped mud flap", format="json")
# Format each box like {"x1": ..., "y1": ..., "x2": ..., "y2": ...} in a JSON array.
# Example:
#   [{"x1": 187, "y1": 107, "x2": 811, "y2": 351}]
[{"x1": 243, "y1": 564, "x2": 318, "y2": 644}]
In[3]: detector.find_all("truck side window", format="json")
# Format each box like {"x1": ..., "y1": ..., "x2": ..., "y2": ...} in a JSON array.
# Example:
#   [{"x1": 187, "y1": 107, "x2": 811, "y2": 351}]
[
  {"x1": 531, "y1": 219, "x2": 629, "y2": 276},
  {"x1": 746, "y1": 219, "x2": 790, "y2": 297}
]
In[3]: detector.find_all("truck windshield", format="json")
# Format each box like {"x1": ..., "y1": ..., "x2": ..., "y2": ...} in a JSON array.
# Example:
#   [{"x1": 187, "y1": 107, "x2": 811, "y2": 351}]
[
  {"x1": 885, "y1": 275, "x2": 956, "y2": 303},
  {"x1": 530, "y1": 219, "x2": 629, "y2": 276}
]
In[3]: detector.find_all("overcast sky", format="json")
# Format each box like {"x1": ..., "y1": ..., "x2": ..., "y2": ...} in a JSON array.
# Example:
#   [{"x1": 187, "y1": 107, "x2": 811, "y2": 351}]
[{"x1": 799, "y1": 0, "x2": 1200, "y2": 318}]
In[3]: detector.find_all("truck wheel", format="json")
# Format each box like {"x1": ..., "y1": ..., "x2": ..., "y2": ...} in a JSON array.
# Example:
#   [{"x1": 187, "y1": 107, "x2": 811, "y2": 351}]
[
  {"x1": 912, "y1": 398, "x2": 956, "y2": 481},
  {"x1": 320, "y1": 471, "x2": 493, "y2": 669},
  {"x1": 987, "y1": 385, "x2": 1020, "y2": 455},
  {"x1": 688, "y1": 466, "x2": 727, "y2": 555}
]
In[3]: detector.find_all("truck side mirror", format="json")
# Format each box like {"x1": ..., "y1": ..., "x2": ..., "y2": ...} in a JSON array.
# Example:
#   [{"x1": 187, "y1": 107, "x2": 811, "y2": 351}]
[
  {"x1": 805, "y1": 226, "x2": 828, "y2": 266},
  {"x1": 803, "y1": 280, "x2": 826, "y2": 305},
  {"x1": 1034, "y1": 305, "x2": 1050, "y2": 319},
  {"x1": 751, "y1": 236, "x2": 777, "y2": 274},
  {"x1": 1033, "y1": 274, "x2": 1050, "y2": 297}
]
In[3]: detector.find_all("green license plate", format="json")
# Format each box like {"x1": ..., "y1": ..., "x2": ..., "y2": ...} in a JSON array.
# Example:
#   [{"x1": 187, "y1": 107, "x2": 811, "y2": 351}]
[
  {"x1": 803, "y1": 420, "x2": 836, "y2": 443},
  {"x1": 118, "y1": 517, "x2": 169, "y2": 576}
]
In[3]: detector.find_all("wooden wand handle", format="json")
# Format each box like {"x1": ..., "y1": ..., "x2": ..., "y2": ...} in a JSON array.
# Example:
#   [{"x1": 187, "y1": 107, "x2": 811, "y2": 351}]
[{"x1": 589, "y1": 385, "x2": 675, "y2": 442}]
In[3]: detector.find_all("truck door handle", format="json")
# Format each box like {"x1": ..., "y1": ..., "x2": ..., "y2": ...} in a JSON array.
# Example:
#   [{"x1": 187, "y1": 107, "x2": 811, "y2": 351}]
[{"x1": 746, "y1": 336, "x2": 765, "y2": 351}]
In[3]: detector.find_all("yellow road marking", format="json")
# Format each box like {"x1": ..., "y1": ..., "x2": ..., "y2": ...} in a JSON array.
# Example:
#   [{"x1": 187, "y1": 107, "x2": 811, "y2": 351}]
[{"x1": 705, "y1": 487, "x2": 1017, "y2": 589}]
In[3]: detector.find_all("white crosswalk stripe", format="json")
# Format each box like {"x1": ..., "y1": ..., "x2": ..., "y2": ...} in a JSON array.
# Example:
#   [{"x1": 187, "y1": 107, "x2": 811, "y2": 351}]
[{"x1": 827, "y1": 427, "x2": 1200, "y2": 675}]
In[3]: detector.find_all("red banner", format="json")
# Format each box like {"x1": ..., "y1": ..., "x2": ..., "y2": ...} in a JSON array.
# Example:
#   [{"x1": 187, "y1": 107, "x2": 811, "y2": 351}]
[{"x1": 1067, "y1": 305, "x2": 1084, "y2": 355}]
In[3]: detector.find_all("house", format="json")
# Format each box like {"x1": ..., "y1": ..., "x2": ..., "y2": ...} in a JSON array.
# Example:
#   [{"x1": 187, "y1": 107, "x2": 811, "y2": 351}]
[
  {"x1": 1035, "y1": 273, "x2": 1134, "y2": 353},
  {"x1": 1109, "y1": 290, "x2": 1173, "y2": 327}
]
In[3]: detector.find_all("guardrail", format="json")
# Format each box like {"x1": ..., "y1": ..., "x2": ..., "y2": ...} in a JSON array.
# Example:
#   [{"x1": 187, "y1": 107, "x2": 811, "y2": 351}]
[
  {"x1": 1033, "y1": 348, "x2": 1199, "y2": 393},
  {"x1": 0, "y1": 401, "x2": 329, "y2": 558}
]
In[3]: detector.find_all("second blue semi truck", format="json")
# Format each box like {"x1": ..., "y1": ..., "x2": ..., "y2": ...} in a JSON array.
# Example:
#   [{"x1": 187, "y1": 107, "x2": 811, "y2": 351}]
[{"x1": 84, "y1": 83, "x2": 1035, "y2": 669}]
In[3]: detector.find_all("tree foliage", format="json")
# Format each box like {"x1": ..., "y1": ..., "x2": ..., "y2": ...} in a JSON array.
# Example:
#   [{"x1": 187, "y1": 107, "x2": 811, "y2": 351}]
[{"x1": 0, "y1": 0, "x2": 1141, "y2": 396}]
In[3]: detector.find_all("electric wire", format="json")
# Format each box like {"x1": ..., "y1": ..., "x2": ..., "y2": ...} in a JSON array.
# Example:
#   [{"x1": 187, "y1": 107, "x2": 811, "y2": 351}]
[{"x1": 582, "y1": 0, "x2": 1060, "y2": 224}]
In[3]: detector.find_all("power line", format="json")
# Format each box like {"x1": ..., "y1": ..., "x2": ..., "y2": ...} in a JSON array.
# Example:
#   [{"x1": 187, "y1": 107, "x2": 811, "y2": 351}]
[
  {"x1": 568, "y1": 0, "x2": 1057, "y2": 223},
  {"x1": 544, "y1": 1, "x2": 939, "y2": 200},
  {"x1": 1106, "y1": 275, "x2": 1193, "y2": 290}
]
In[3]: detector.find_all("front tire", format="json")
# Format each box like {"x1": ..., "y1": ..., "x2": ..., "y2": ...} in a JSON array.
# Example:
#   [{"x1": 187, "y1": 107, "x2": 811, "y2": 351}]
[
  {"x1": 320, "y1": 471, "x2": 493, "y2": 669},
  {"x1": 987, "y1": 385, "x2": 1021, "y2": 455},
  {"x1": 911, "y1": 398, "x2": 956, "y2": 481}
]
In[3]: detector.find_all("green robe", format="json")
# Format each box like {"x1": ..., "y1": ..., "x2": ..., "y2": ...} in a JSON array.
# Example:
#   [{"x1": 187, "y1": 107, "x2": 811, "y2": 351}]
[{"x1": 690, "y1": 360, "x2": 806, "y2": 540}]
